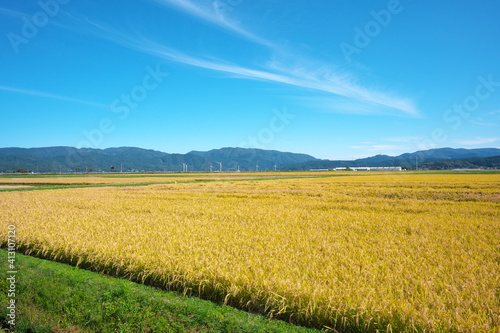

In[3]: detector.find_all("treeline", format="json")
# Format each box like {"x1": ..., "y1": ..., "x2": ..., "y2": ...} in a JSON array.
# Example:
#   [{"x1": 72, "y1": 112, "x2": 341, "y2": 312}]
[{"x1": 419, "y1": 155, "x2": 500, "y2": 170}]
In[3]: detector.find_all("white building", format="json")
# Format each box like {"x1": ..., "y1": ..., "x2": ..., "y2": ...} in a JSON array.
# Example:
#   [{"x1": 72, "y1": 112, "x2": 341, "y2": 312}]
[
  {"x1": 353, "y1": 166, "x2": 402, "y2": 171},
  {"x1": 334, "y1": 166, "x2": 402, "y2": 171}
]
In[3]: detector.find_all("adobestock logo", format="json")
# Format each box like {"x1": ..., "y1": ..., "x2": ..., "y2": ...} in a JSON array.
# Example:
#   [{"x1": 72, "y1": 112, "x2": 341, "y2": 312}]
[
  {"x1": 415, "y1": 74, "x2": 499, "y2": 151},
  {"x1": 442, "y1": 75, "x2": 500, "y2": 130},
  {"x1": 214, "y1": 0, "x2": 243, "y2": 14},
  {"x1": 110, "y1": 64, "x2": 169, "y2": 121},
  {"x1": 7, "y1": 0, "x2": 70, "y2": 53},
  {"x1": 79, "y1": 64, "x2": 169, "y2": 148},
  {"x1": 239, "y1": 107, "x2": 295, "y2": 149},
  {"x1": 340, "y1": 0, "x2": 410, "y2": 63}
]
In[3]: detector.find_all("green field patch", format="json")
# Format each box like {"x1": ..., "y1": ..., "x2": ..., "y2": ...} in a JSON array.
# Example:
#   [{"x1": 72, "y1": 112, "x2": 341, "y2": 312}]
[{"x1": 0, "y1": 250, "x2": 318, "y2": 332}]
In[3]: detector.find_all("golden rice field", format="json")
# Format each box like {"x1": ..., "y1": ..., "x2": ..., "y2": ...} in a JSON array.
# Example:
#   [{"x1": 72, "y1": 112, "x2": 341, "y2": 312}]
[
  {"x1": 0, "y1": 171, "x2": 324, "y2": 186},
  {"x1": 1, "y1": 172, "x2": 499, "y2": 332}
]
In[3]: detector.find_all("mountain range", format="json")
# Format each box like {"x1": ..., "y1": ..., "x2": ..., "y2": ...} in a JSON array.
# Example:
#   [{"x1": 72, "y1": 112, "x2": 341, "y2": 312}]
[{"x1": 0, "y1": 146, "x2": 499, "y2": 173}]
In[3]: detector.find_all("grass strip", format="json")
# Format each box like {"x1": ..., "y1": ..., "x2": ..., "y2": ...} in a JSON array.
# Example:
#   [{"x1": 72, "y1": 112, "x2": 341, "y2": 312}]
[{"x1": 0, "y1": 250, "x2": 320, "y2": 332}]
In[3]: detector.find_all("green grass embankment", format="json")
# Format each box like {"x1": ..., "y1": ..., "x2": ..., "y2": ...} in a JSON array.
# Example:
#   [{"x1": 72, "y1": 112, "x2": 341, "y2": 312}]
[{"x1": 0, "y1": 250, "x2": 319, "y2": 333}]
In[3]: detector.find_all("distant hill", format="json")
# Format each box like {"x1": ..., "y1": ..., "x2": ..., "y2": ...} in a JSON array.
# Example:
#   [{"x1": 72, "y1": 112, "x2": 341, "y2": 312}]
[
  {"x1": 0, "y1": 146, "x2": 210, "y2": 173},
  {"x1": 419, "y1": 155, "x2": 500, "y2": 170},
  {"x1": 0, "y1": 146, "x2": 317, "y2": 173},
  {"x1": 0, "y1": 146, "x2": 498, "y2": 173},
  {"x1": 354, "y1": 148, "x2": 500, "y2": 169},
  {"x1": 284, "y1": 148, "x2": 500, "y2": 170},
  {"x1": 188, "y1": 147, "x2": 317, "y2": 171}
]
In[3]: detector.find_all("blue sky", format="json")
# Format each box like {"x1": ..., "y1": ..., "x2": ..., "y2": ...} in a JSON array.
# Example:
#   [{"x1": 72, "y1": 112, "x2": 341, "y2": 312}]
[{"x1": 1, "y1": 0, "x2": 499, "y2": 159}]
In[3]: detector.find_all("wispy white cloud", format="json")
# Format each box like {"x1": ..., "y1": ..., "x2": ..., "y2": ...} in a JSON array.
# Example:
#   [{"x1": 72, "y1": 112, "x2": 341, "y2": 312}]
[
  {"x1": 385, "y1": 136, "x2": 427, "y2": 143},
  {"x1": 58, "y1": 1, "x2": 420, "y2": 118},
  {"x1": 0, "y1": 7, "x2": 25, "y2": 18},
  {"x1": 369, "y1": 144, "x2": 410, "y2": 152},
  {"x1": 79, "y1": 23, "x2": 419, "y2": 117},
  {"x1": 147, "y1": 1, "x2": 419, "y2": 117},
  {"x1": 455, "y1": 137, "x2": 499, "y2": 146},
  {"x1": 468, "y1": 110, "x2": 500, "y2": 127},
  {"x1": 469, "y1": 119, "x2": 499, "y2": 127},
  {"x1": 349, "y1": 143, "x2": 413, "y2": 154},
  {"x1": 152, "y1": 0, "x2": 272, "y2": 47},
  {"x1": 0, "y1": 86, "x2": 108, "y2": 108},
  {"x1": 297, "y1": 95, "x2": 418, "y2": 117},
  {"x1": 266, "y1": 57, "x2": 419, "y2": 117}
]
